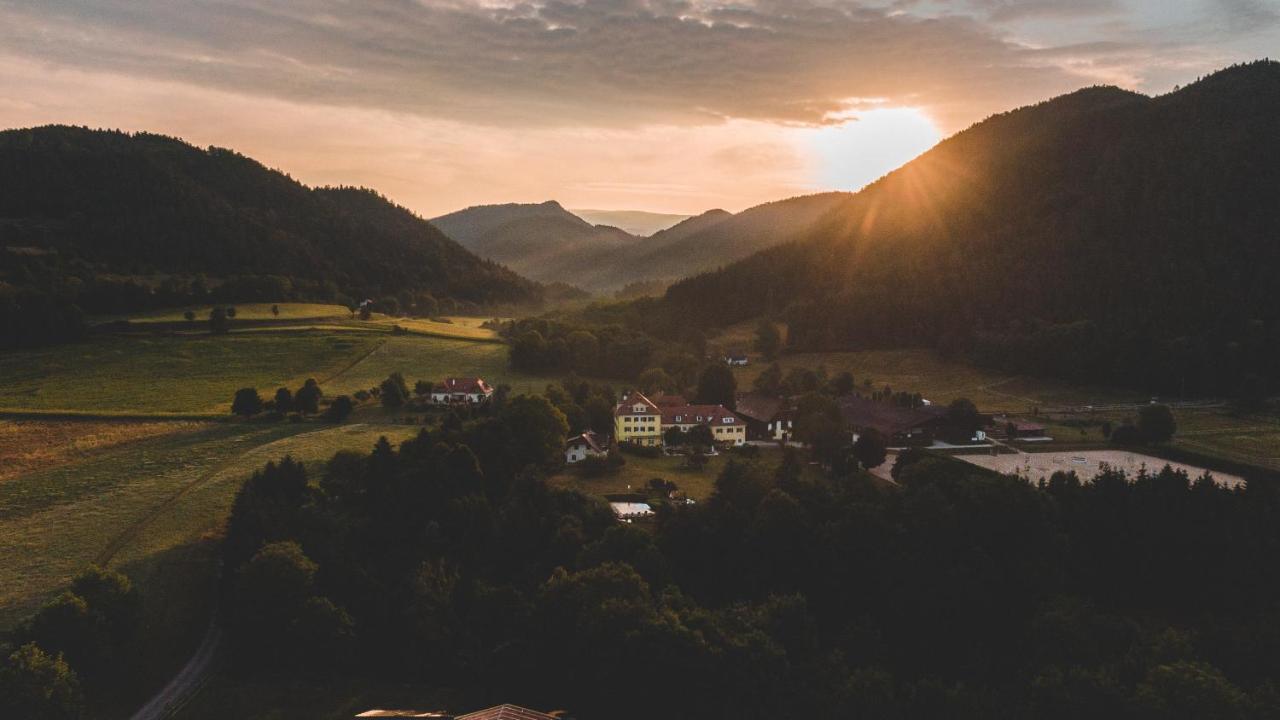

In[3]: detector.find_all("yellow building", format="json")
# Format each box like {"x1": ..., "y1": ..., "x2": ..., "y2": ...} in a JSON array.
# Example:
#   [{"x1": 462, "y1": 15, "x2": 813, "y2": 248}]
[
  {"x1": 613, "y1": 390, "x2": 746, "y2": 447},
  {"x1": 613, "y1": 391, "x2": 663, "y2": 446}
]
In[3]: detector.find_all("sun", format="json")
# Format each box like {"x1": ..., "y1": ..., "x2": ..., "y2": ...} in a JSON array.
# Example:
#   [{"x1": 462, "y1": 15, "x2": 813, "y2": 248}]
[{"x1": 804, "y1": 107, "x2": 942, "y2": 191}]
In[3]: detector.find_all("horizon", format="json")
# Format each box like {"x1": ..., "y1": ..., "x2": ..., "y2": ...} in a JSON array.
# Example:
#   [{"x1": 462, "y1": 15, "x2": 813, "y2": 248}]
[{"x1": 1, "y1": 1, "x2": 1277, "y2": 217}]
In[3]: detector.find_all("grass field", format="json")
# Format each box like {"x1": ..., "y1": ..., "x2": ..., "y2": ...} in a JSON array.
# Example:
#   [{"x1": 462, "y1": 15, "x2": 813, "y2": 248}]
[
  {"x1": 713, "y1": 321, "x2": 1280, "y2": 472},
  {"x1": 0, "y1": 419, "x2": 206, "y2": 483},
  {"x1": 111, "y1": 302, "x2": 351, "y2": 324},
  {"x1": 730, "y1": 346, "x2": 1143, "y2": 412},
  {"x1": 0, "y1": 328, "x2": 552, "y2": 415},
  {"x1": 322, "y1": 333, "x2": 551, "y2": 398},
  {"x1": 0, "y1": 417, "x2": 420, "y2": 717},
  {"x1": 0, "y1": 333, "x2": 381, "y2": 414}
]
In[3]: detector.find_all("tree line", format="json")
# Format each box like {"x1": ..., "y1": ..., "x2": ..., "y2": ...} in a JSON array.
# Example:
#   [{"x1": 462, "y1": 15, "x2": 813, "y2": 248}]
[{"x1": 200, "y1": 393, "x2": 1280, "y2": 719}]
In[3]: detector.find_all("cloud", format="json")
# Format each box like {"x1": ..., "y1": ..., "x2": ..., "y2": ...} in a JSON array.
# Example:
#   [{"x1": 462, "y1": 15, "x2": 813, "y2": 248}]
[{"x1": 0, "y1": 0, "x2": 1115, "y2": 132}]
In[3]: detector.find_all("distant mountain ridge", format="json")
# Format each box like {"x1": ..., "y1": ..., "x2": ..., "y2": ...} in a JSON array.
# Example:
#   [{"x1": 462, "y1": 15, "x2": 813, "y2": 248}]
[
  {"x1": 570, "y1": 208, "x2": 692, "y2": 236},
  {"x1": 0, "y1": 125, "x2": 541, "y2": 308},
  {"x1": 431, "y1": 193, "x2": 849, "y2": 293},
  {"x1": 655, "y1": 61, "x2": 1280, "y2": 396}
]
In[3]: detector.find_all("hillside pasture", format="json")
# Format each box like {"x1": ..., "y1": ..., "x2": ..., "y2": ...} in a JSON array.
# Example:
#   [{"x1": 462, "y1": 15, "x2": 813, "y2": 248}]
[
  {"x1": 108, "y1": 302, "x2": 352, "y2": 324},
  {"x1": 0, "y1": 419, "x2": 419, "y2": 707},
  {"x1": 0, "y1": 333, "x2": 381, "y2": 414},
  {"x1": 322, "y1": 332, "x2": 549, "y2": 397},
  {"x1": 0, "y1": 419, "x2": 206, "y2": 483}
]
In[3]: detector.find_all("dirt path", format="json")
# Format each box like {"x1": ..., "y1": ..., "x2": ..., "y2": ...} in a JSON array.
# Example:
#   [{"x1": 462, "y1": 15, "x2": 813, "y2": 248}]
[{"x1": 129, "y1": 623, "x2": 221, "y2": 720}]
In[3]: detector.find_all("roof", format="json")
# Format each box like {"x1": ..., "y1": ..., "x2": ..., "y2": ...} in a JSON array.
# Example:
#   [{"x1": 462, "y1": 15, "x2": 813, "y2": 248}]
[
  {"x1": 614, "y1": 390, "x2": 660, "y2": 417},
  {"x1": 355, "y1": 707, "x2": 450, "y2": 712},
  {"x1": 650, "y1": 392, "x2": 688, "y2": 407},
  {"x1": 733, "y1": 392, "x2": 786, "y2": 423},
  {"x1": 455, "y1": 705, "x2": 557, "y2": 720},
  {"x1": 434, "y1": 377, "x2": 493, "y2": 394},
  {"x1": 566, "y1": 430, "x2": 605, "y2": 453},
  {"x1": 662, "y1": 404, "x2": 743, "y2": 426},
  {"x1": 993, "y1": 417, "x2": 1046, "y2": 432},
  {"x1": 837, "y1": 396, "x2": 946, "y2": 436}
]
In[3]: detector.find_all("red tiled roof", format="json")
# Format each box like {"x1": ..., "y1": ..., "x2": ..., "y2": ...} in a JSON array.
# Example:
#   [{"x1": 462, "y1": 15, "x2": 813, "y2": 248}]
[
  {"x1": 662, "y1": 404, "x2": 742, "y2": 426},
  {"x1": 455, "y1": 705, "x2": 557, "y2": 720},
  {"x1": 434, "y1": 377, "x2": 493, "y2": 394},
  {"x1": 733, "y1": 392, "x2": 786, "y2": 423},
  {"x1": 650, "y1": 392, "x2": 688, "y2": 407},
  {"x1": 837, "y1": 396, "x2": 946, "y2": 436},
  {"x1": 614, "y1": 390, "x2": 660, "y2": 417},
  {"x1": 566, "y1": 430, "x2": 605, "y2": 453}
]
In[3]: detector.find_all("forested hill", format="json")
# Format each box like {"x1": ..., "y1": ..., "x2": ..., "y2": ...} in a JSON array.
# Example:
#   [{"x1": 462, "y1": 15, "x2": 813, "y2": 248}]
[
  {"x1": 431, "y1": 200, "x2": 640, "y2": 284},
  {"x1": 658, "y1": 61, "x2": 1280, "y2": 397},
  {"x1": 0, "y1": 126, "x2": 541, "y2": 312}
]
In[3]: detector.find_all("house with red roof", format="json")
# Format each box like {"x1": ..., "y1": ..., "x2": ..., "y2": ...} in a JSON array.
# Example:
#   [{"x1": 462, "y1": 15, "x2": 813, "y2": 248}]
[
  {"x1": 613, "y1": 390, "x2": 663, "y2": 446},
  {"x1": 565, "y1": 430, "x2": 607, "y2": 463},
  {"x1": 430, "y1": 377, "x2": 494, "y2": 405},
  {"x1": 662, "y1": 403, "x2": 747, "y2": 446}
]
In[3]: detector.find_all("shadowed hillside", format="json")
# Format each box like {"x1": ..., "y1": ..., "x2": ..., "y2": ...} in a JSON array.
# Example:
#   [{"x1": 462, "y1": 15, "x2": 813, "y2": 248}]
[
  {"x1": 0, "y1": 126, "x2": 542, "y2": 347},
  {"x1": 656, "y1": 61, "x2": 1280, "y2": 397}
]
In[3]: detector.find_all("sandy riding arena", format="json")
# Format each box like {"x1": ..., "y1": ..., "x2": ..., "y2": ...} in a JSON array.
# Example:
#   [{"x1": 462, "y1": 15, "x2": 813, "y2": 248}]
[{"x1": 957, "y1": 449, "x2": 1245, "y2": 488}]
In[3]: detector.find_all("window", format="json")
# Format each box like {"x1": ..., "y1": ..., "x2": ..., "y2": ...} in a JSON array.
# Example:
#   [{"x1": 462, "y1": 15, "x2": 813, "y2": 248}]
[
  {"x1": 675, "y1": 415, "x2": 682, "y2": 422},
  {"x1": 722, "y1": 417, "x2": 733, "y2": 424},
  {"x1": 696, "y1": 416, "x2": 703, "y2": 422}
]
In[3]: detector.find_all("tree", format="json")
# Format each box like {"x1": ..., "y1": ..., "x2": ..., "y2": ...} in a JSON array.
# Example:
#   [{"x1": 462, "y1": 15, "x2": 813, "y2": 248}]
[
  {"x1": 663, "y1": 425, "x2": 687, "y2": 447},
  {"x1": 687, "y1": 424, "x2": 715, "y2": 449},
  {"x1": 274, "y1": 387, "x2": 294, "y2": 414},
  {"x1": 687, "y1": 449, "x2": 709, "y2": 471},
  {"x1": 209, "y1": 306, "x2": 229, "y2": 334},
  {"x1": 794, "y1": 393, "x2": 847, "y2": 467},
  {"x1": 231, "y1": 388, "x2": 263, "y2": 417},
  {"x1": 182, "y1": 310, "x2": 195, "y2": 324},
  {"x1": 225, "y1": 306, "x2": 237, "y2": 318},
  {"x1": 498, "y1": 395, "x2": 570, "y2": 470},
  {"x1": 414, "y1": 380, "x2": 433, "y2": 398},
  {"x1": 852, "y1": 428, "x2": 888, "y2": 469},
  {"x1": 380, "y1": 373, "x2": 409, "y2": 408},
  {"x1": 754, "y1": 320, "x2": 782, "y2": 360},
  {"x1": 944, "y1": 398, "x2": 981, "y2": 443},
  {"x1": 695, "y1": 364, "x2": 737, "y2": 409},
  {"x1": 754, "y1": 363, "x2": 784, "y2": 396},
  {"x1": 638, "y1": 368, "x2": 675, "y2": 395},
  {"x1": 0, "y1": 644, "x2": 83, "y2": 720},
  {"x1": 271, "y1": 304, "x2": 280, "y2": 317},
  {"x1": 832, "y1": 371, "x2": 856, "y2": 397},
  {"x1": 585, "y1": 396, "x2": 615, "y2": 436},
  {"x1": 325, "y1": 395, "x2": 354, "y2": 423},
  {"x1": 1134, "y1": 661, "x2": 1246, "y2": 720},
  {"x1": 294, "y1": 378, "x2": 323, "y2": 414},
  {"x1": 1138, "y1": 404, "x2": 1177, "y2": 443}
]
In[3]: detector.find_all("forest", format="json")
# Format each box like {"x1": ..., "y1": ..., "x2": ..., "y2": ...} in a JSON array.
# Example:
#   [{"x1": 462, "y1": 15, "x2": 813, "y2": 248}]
[
  {"x1": 11, "y1": 395, "x2": 1277, "y2": 718},
  {"x1": 0, "y1": 126, "x2": 542, "y2": 348},
  {"x1": 656, "y1": 61, "x2": 1280, "y2": 399}
]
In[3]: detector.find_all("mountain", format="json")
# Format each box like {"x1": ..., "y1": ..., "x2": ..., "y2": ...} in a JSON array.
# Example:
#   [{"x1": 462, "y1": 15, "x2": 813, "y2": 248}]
[
  {"x1": 0, "y1": 126, "x2": 541, "y2": 311},
  {"x1": 655, "y1": 61, "x2": 1280, "y2": 396},
  {"x1": 432, "y1": 194, "x2": 848, "y2": 293},
  {"x1": 570, "y1": 208, "x2": 692, "y2": 236},
  {"x1": 431, "y1": 200, "x2": 641, "y2": 284}
]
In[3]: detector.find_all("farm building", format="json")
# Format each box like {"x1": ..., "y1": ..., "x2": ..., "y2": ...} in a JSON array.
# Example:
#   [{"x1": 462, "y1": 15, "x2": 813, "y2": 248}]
[
  {"x1": 992, "y1": 416, "x2": 1048, "y2": 439},
  {"x1": 734, "y1": 392, "x2": 794, "y2": 441},
  {"x1": 430, "y1": 377, "x2": 494, "y2": 405},
  {"x1": 837, "y1": 396, "x2": 948, "y2": 447},
  {"x1": 724, "y1": 352, "x2": 749, "y2": 366},
  {"x1": 565, "y1": 430, "x2": 607, "y2": 464}
]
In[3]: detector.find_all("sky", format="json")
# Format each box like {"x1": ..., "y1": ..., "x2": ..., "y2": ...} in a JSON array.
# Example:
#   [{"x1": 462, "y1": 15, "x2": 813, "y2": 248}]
[{"x1": 0, "y1": 1, "x2": 1276, "y2": 216}]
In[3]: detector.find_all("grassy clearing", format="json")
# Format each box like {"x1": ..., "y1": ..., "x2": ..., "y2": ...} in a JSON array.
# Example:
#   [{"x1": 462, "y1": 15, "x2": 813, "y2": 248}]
[
  {"x1": 323, "y1": 333, "x2": 553, "y2": 398},
  {"x1": 729, "y1": 347, "x2": 1142, "y2": 412},
  {"x1": 111, "y1": 302, "x2": 351, "y2": 324},
  {"x1": 549, "y1": 447, "x2": 795, "y2": 502},
  {"x1": 364, "y1": 316, "x2": 501, "y2": 341},
  {"x1": 0, "y1": 333, "x2": 382, "y2": 414},
  {"x1": 0, "y1": 419, "x2": 205, "y2": 483},
  {"x1": 0, "y1": 417, "x2": 419, "y2": 715}
]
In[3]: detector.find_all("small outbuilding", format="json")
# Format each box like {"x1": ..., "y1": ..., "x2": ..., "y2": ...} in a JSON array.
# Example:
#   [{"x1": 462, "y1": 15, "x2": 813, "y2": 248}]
[{"x1": 565, "y1": 430, "x2": 607, "y2": 464}]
